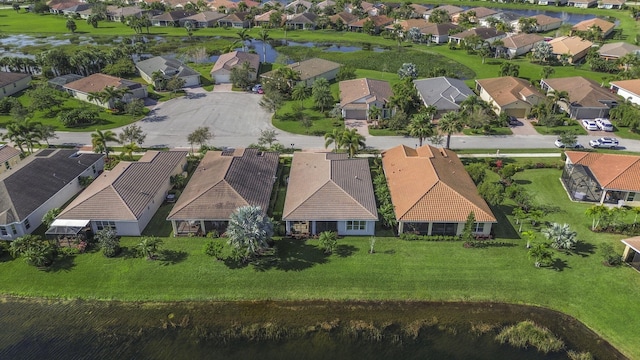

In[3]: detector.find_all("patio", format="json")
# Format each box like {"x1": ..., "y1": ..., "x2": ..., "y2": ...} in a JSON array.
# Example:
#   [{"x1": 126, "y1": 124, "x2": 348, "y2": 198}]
[{"x1": 561, "y1": 163, "x2": 623, "y2": 204}]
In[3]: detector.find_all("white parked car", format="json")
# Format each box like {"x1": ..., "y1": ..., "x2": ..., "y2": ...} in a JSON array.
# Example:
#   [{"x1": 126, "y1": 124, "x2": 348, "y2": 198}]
[
  {"x1": 554, "y1": 139, "x2": 583, "y2": 149},
  {"x1": 595, "y1": 118, "x2": 614, "y2": 132},
  {"x1": 581, "y1": 119, "x2": 599, "y2": 131},
  {"x1": 589, "y1": 137, "x2": 619, "y2": 149}
]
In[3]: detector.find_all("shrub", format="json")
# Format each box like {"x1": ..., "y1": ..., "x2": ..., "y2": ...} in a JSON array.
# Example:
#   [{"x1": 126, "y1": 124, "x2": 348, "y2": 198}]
[
  {"x1": 600, "y1": 243, "x2": 622, "y2": 266},
  {"x1": 496, "y1": 320, "x2": 564, "y2": 354},
  {"x1": 96, "y1": 228, "x2": 120, "y2": 258},
  {"x1": 318, "y1": 231, "x2": 338, "y2": 254},
  {"x1": 204, "y1": 240, "x2": 224, "y2": 260}
]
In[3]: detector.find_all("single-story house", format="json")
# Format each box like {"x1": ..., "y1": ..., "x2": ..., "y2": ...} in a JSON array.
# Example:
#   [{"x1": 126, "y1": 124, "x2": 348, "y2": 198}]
[
  {"x1": 0, "y1": 72, "x2": 31, "y2": 99},
  {"x1": 538, "y1": 0, "x2": 568, "y2": 5},
  {"x1": 610, "y1": 79, "x2": 640, "y2": 106},
  {"x1": 423, "y1": 5, "x2": 463, "y2": 21},
  {"x1": 541, "y1": 77, "x2": 619, "y2": 119},
  {"x1": 384, "y1": 18, "x2": 429, "y2": 32},
  {"x1": 452, "y1": 7, "x2": 497, "y2": 24},
  {"x1": 409, "y1": 3, "x2": 430, "y2": 19},
  {"x1": 621, "y1": 236, "x2": 640, "y2": 271},
  {"x1": 286, "y1": 12, "x2": 318, "y2": 30},
  {"x1": 448, "y1": 27, "x2": 506, "y2": 46},
  {"x1": 179, "y1": 11, "x2": 226, "y2": 28},
  {"x1": 63, "y1": 73, "x2": 147, "y2": 109},
  {"x1": 218, "y1": 12, "x2": 252, "y2": 28},
  {"x1": 105, "y1": 6, "x2": 152, "y2": 22},
  {"x1": 382, "y1": 145, "x2": 496, "y2": 235},
  {"x1": 561, "y1": 151, "x2": 640, "y2": 205},
  {"x1": 284, "y1": 0, "x2": 312, "y2": 13},
  {"x1": 329, "y1": 12, "x2": 358, "y2": 26},
  {"x1": 49, "y1": 1, "x2": 83, "y2": 14},
  {"x1": 210, "y1": 0, "x2": 260, "y2": 12},
  {"x1": 598, "y1": 42, "x2": 640, "y2": 61},
  {"x1": 136, "y1": 56, "x2": 201, "y2": 88},
  {"x1": 413, "y1": 77, "x2": 474, "y2": 115},
  {"x1": 255, "y1": 10, "x2": 285, "y2": 27},
  {"x1": 0, "y1": 145, "x2": 22, "y2": 175},
  {"x1": 527, "y1": 14, "x2": 563, "y2": 33},
  {"x1": 476, "y1": 76, "x2": 545, "y2": 118},
  {"x1": 568, "y1": 0, "x2": 598, "y2": 8},
  {"x1": 347, "y1": 15, "x2": 394, "y2": 34},
  {"x1": 571, "y1": 18, "x2": 615, "y2": 38},
  {"x1": 502, "y1": 33, "x2": 545, "y2": 58},
  {"x1": 210, "y1": 51, "x2": 260, "y2": 84},
  {"x1": 317, "y1": 0, "x2": 336, "y2": 11},
  {"x1": 598, "y1": 0, "x2": 626, "y2": 9},
  {"x1": 48, "y1": 74, "x2": 83, "y2": 91},
  {"x1": 0, "y1": 149, "x2": 104, "y2": 241},
  {"x1": 283, "y1": 152, "x2": 378, "y2": 236},
  {"x1": 420, "y1": 23, "x2": 459, "y2": 44},
  {"x1": 339, "y1": 78, "x2": 393, "y2": 120},
  {"x1": 166, "y1": 148, "x2": 279, "y2": 236},
  {"x1": 151, "y1": 11, "x2": 197, "y2": 27},
  {"x1": 261, "y1": 58, "x2": 341, "y2": 87},
  {"x1": 547, "y1": 36, "x2": 593, "y2": 64},
  {"x1": 478, "y1": 11, "x2": 520, "y2": 29},
  {"x1": 55, "y1": 151, "x2": 187, "y2": 236}
]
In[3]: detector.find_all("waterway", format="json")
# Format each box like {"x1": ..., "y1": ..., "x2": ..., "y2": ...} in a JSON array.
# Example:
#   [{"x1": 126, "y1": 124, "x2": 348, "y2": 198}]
[{"x1": 0, "y1": 298, "x2": 626, "y2": 359}]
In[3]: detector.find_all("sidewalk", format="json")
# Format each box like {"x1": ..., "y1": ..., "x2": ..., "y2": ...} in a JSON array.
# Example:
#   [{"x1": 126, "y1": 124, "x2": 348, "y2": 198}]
[{"x1": 457, "y1": 152, "x2": 561, "y2": 158}]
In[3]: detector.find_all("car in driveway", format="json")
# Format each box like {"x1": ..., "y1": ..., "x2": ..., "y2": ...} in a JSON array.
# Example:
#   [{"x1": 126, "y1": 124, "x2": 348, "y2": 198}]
[
  {"x1": 555, "y1": 138, "x2": 583, "y2": 149},
  {"x1": 251, "y1": 84, "x2": 262, "y2": 93},
  {"x1": 581, "y1": 119, "x2": 599, "y2": 131},
  {"x1": 595, "y1": 118, "x2": 614, "y2": 132},
  {"x1": 589, "y1": 137, "x2": 619, "y2": 149}
]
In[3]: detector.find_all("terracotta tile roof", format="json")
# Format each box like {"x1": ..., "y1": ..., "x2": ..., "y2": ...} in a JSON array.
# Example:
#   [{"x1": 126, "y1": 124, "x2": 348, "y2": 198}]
[
  {"x1": 548, "y1": 36, "x2": 593, "y2": 56},
  {"x1": 598, "y1": 42, "x2": 640, "y2": 58},
  {"x1": 382, "y1": 145, "x2": 496, "y2": 223},
  {"x1": 211, "y1": 51, "x2": 260, "y2": 73},
  {"x1": 283, "y1": 152, "x2": 378, "y2": 221},
  {"x1": 611, "y1": 79, "x2": 640, "y2": 98},
  {"x1": 543, "y1": 77, "x2": 619, "y2": 108},
  {"x1": 477, "y1": 76, "x2": 544, "y2": 107},
  {"x1": 572, "y1": 18, "x2": 615, "y2": 34},
  {"x1": 58, "y1": 151, "x2": 187, "y2": 221},
  {"x1": 530, "y1": 14, "x2": 562, "y2": 26},
  {"x1": 0, "y1": 72, "x2": 30, "y2": 88},
  {"x1": 621, "y1": 236, "x2": 640, "y2": 252},
  {"x1": 255, "y1": 9, "x2": 281, "y2": 22},
  {"x1": 339, "y1": 78, "x2": 392, "y2": 107},
  {"x1": 425, "y1": 5, "x2": 463, "y2": 15},
  {"x1": 410, "y1": 3, "x2": 429, "y2": 14},
  {"x1": 502, "y1": 33, "x2": 544, "y2": 49},
  {"x1": 63, "y1": 73, "x2": 142, "y2": 94},
  {"x1": 210, "y1": 0, "x2": 259, "y2": 10},
  {"x1": 49, "y1": 1, "x2": 82, "y2": 11},
  {"x1": 350, "y1": 15, "x2": 394, "y2": 28},
  {"x1": 449, "y1": 27, "x2": 505, "y2": 40},
  {"x1": 0, "y1": 145, "x2": 20, "y2": 164},
  {"x1": 167, "y1": 148, "x2": 279, "y2": 221},
  {"x1": 566, "y1": 151, "x2": 640, "y2": 192}
]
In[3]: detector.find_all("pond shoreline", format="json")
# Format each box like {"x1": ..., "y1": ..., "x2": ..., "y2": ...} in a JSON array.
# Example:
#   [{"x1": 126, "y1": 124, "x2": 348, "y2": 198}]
[{"x1": 0, "y1": 296, "x2": 627, "y2": 359}]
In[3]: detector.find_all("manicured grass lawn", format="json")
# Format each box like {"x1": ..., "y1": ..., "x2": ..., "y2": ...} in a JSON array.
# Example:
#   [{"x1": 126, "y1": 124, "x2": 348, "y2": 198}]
[
  {"x1": 532, "y1": 122, "x2": 588, "y2": 136},
  {"x1": 462, "y1": 127, "x2": 513, "y2": 136},
  {"x1": 1, "y1": 167, "x2": 640, "y2": 357},
  {"x1": 187, "y1": 62, "x2": 215, "y2": 91},
  {"x1": 272, "y1": 83, "x2": 342, "y2": 136}
]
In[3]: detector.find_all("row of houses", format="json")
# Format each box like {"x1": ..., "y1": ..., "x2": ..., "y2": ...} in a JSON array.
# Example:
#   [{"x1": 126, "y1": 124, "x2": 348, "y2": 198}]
[{"x1": 5, "y1": 143, "x2": 640, "y2": 242}]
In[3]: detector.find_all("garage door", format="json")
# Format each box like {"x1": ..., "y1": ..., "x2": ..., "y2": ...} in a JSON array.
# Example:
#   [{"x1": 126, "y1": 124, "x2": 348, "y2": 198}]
[
  {"x1": 214, "y1": 74, "x2": 231, "y2": 84},
  {"x1": 503, "y1": 108, "x2": 526, "y2": 118},
  {"x1": 345, "y1": 109, "x2": 367, "y2": 120}
]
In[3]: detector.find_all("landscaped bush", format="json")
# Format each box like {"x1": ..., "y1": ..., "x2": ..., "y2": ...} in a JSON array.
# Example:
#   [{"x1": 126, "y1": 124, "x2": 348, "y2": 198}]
[
  {"x1": 399, "y1": 233, "x2": 462, "y2": 242},
  {"x1": 96, "y1": 228, "x2": 120, "y2": 258},
  {"x1": 203, "y1": 239, "x2": 224, "y2": 260}
]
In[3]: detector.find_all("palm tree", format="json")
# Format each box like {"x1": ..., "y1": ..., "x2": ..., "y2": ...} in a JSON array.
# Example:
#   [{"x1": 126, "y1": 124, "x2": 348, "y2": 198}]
[
  {"x1": 66, "y1": 19, "x2": 77, "y2": 33},
  {"x1": 407, "y1": 113, "x2": 434, "y2": 146},
  {"x1": 368, "y1": 105, "x2": 382, "y2": 124},
  {"x1": 223, "y1": 40, "x2": 241, "y2": 54},
  {"x1": 312, "y1": 77, "x2": 333, "y2": 112},
  {"x1": 324, "y1": 128, "x2": 343, "y2": 152},
  {"x1": 256, "y1": 28, "x2": 271, "y2": 63},
  {"x1": 438, "y1": 111, "x2": 464, "y2": 149},
  {"x1": 291, "y1": 82, "x2": 311, "y2": 107},
  {"x1": 227, "y1": 205, "x2": 273, "y2": 261},
  {"x1": 91, "y1": 129, "x2": 117, "y2": 160},
  {"x1": 137, "y1": 237, "x2": 163, "y2": 260},
  {"x1": 542, "y1": 223, "x2": 577, "y2": 250},
  {"x1": 547, "y1": 90, "x2": 569, "y2": 113},
  {"x1": 236, "y1": 29, "x2": 252, "y2": 52},
  {"x1": 121, "y1": 142, "x2": 140, "y2": 160},
  {"x1": 342, "y1": 128, "x2": 366, "y2": 158},
  {"x1": 585, "y1": 204, "x2": 608, "y2": 230},
  {"x1": 528, "y1": 243, "x2": 553, "y2": 268}
]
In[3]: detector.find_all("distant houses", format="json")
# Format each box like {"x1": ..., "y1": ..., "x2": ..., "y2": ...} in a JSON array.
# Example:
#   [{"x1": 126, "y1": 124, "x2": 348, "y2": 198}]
[
  {"x1": 261, "y1": 58, "x2": 341, "y2": 87},
  {"x1": 0, "y1": 72, "x2": 31, "y2": 99},
  {"x1": 210, "y1": 51, "x2": 260, "y2": 84},
  {"x1": 541, "y1": 76, "x2": 620, "y2": 119},
  {"x1": 136, "y1": 56, "x2": 201, "y2": 88}
]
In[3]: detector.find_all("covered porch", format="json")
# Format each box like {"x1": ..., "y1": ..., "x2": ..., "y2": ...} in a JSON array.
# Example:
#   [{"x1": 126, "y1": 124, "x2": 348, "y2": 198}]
[
  {"x1": 170, "y1": 220, "x2": 228, "y2": 237},
  {"x1": 622, "y1": 237, "x2": 640, "y2": 272},
  {"x1": 285, "y1": 220, "x2": 339, "y2": 238},
  {"x1": 561, "y1": 163, "x2": 627, "y2": 204},
  {"x1": 45, "y1": 219, "x2": 92, "y2": 246}
]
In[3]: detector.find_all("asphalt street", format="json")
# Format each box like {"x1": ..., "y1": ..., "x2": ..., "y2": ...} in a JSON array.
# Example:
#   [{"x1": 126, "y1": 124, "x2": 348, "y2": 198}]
[{"x1": 49, "y1": 90, "x2": 640, "y2": 152}]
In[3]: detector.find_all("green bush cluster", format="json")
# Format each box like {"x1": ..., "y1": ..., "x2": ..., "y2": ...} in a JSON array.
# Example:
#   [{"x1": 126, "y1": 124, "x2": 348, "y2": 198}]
[{"x1": 399, "y1": 233, "x2": 462, "y2": 242}]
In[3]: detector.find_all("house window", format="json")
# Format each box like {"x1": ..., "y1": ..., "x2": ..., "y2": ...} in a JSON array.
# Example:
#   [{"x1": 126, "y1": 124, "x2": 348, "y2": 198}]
[
  {"x1": 92, "y1": 164, "x2": 96, "y2": 174},
  {"x1": 346, "y1": 220, "x2": 366, "y2": 231},
  {"x1": 10, "y1": 224, "x2": 17, "y2": 235},
  {"x1": 25, "y1": 219, "x2": 30, "y2": 230},
  {"x1": 5, "y1": 162, "x2": 9, "y2": 169},
  {"x1": 0, "y1": 227, "x2": 6, "y2": 236},
  {"x1": 96, "y1": 221, "x2": 116, "y2": 231},
  {"x1": 473, "y1": 223, "x2": 484, "y2": 233},
  {"x1": 628, "y1": 192, "x2": 636, "y2": 202},
  {"x1": 431, "y1": 223, "x2": 457, "y2": 236}
]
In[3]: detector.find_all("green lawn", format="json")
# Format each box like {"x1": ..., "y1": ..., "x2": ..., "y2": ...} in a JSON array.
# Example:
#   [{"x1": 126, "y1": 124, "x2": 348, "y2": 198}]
[
  {"x1": 272, "y1": 83, "x2": 342, "y2": 136},
  {"x1": 1, "y1": 167, "x2": 640, "y2": 357},
  {"x1": 532, "y1": 121, "x2": 589, "y2": 136}
]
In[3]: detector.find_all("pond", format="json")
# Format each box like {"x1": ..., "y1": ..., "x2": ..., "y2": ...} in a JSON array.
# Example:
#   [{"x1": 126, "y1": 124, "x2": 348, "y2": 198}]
[{"x1": 0, "y1": 298, "x2": 626, "y2": 359}]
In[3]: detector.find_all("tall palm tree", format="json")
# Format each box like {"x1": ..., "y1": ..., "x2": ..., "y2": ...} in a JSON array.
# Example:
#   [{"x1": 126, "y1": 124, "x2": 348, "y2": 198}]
[
  {"x1": 121, "y1": 142, "x2": 140, "y2": 160},
  {"x1": 438, "y1": 111, "x2": 465, "y2": 149},
  {"x1": 236, "y1": 29, "x2": 252, "y2": 52},
  {"x1": 547, "y1": 90, "x2": 569, "y2": 113},
  {"x1": 256, "y1": 28, "x2": 271, "y2": 63},
  {"x1": 368, "y1": 105, "x2": 381, "y2": 124},
  {"x1": 342, "y1": 128, "x2": 366, "y2": 158},
  {"x1": 91, "y1": 129, "x2": 117, "y2": 160},
  {"x1": 585, "y1": 204, "x2": 608, "y2": 230},
  {"x1": 407, "y1": 113, "x2": 434, "y2": 147},
  {"x1": 291, "y1": 82, "x2": 310, "y2": 107},
  {"x1": 324, "y1": 128, "x2": 343, "y2": 152}
]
